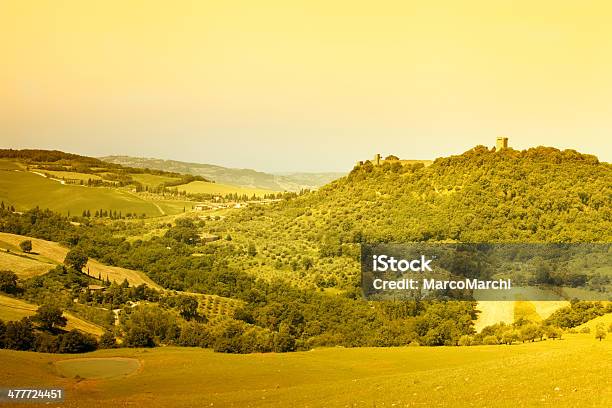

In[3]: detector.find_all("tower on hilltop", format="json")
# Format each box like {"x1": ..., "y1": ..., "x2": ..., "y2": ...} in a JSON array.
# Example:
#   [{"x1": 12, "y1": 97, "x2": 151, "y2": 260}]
[
  {"x1": 373, "y1": 153, "x2": 382, "y2": 165},
  {"x1": 496, "y1": 137, "x2": 508, "y2": 151}
]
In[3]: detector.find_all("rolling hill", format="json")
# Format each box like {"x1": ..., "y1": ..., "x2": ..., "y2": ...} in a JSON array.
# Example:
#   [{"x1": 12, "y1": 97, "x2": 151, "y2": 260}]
[
  {"x1": 0, "y1": 333, "x2": 610, "y2": 407},
  {"x1": 0, "y1": 232, "x2": 162, "y2": 289},
  {"x1": 0, "y1": 169, "x2": 165, "y2": 217},
  {"x1": 100, "y1": 155, "x2": 345, "y2": 192}
]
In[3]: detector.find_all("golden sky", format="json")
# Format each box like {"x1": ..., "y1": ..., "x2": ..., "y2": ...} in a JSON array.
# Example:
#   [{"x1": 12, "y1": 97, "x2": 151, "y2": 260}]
[{"x1": 1, "y1": 1, "x2": 611, "y2": 171}]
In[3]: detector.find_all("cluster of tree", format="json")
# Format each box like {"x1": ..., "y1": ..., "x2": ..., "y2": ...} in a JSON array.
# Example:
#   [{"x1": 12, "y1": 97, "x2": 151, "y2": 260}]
[
  {"x1": 545, "y1": 300, "x2": 612, "y2": 328},
  {"x1": 164, "y1": 218, "x2": 201, "y2": 245},
  {"x1": 78, "y1": 281, "x2": 161, "y2": 309},
  {"x1": 0, "y1": 201, "x2": 16, "y2": 213},
  {"x1": 0, "y1": 305, "x2": 97, "y2": 353},
  {"x1": 457, "y1": 320, "x2": 563, "y2": 346},
  {"x1": 81, "y1": 209, "x2": 145, "y2": 220}
]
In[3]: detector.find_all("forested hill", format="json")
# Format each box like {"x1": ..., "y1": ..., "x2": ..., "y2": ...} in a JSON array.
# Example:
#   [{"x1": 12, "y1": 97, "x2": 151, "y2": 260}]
[{"x1": 236, "y1": 146, "x2": 611, "y2": 245}]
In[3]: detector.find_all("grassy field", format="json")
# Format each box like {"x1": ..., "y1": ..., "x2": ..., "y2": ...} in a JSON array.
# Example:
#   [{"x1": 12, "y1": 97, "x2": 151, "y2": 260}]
[
  {"x1": 130, "y1": 173, "x2": 177, "y2": 188},
  {"x1": 43, "y1": 171, "x2": 103, "y2": 181},
  {"x1": 0, "y1": 334, "x2": 609, "y2": 407},
  {"x1": 0, "y1": 294, "x2": 105, "y2": 336},
  {"x1": 0, "y1": 232, "x2": 162, "y2": 289},
  {"x1": 0, "y1": 170, "x2": 163, "y2": 217},
  {"x1": 577, "y1": 313, "x2": 612, "y2": 332},
  {"x1": 0, "y1": 159, "x2": 23, "y2": 170},
  {"x1": 176, "y1": 180, "x2": 277, "y2": 196},
  {"x1": 0, "y1": 249, "x2": 55, "y2": 278}
]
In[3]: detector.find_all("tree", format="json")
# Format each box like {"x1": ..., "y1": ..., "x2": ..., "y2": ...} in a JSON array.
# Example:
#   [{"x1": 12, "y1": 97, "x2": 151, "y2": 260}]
[
  {"x1": 57, "y1": 330, "x2": 98, "y2": 353},
  {"x1": 124, "y1": 326, "x2": 155, "y2": 347},
  {"x1": 19, "y1": 240, "x2": 32, "y2": 253},
  {"x1": 595, "y1": 323, "x2": 607, "y2": 341},
  {"x1": 99, "y1": 331, "x2": 117, "y2": 349},
  {"x1": 176, "y1": 295, "x2": 199, "y2": 321},
  {"x1": 34, "y1": 304, "x2": 67, "y2": 331},
  {"x1": 545, "y1": 325, "x2": 562, "y2": 340},
  {"x1": 501, "y1": 330, "x2": 519, "y2": 345},
  {"x1": 64, "y1": 249, "x2": 88, "y2": 271},
  {"x1": 273, "y1": 323, "x2": 296, "y2": 352},
  {"x1": 519, "y1": 323, "x2": 540, "y2": 343},
  {"x1": 0, "y1": 270, "x2": 18, "y2": 293},
  {"x1": 3, "y1": 318, "x2": 35, "y2": 350}
]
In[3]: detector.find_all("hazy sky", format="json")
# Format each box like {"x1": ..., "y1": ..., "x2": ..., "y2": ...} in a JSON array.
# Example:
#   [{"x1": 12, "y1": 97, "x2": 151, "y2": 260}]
[{"x1": 1, "y1": 1, "x2": 611, "y2": 172}]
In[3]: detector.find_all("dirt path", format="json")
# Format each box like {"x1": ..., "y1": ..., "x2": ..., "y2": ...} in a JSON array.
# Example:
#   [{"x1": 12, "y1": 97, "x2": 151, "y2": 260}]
[{"x1": 124, "y1": 190, "x2": 165, "y2": 216}]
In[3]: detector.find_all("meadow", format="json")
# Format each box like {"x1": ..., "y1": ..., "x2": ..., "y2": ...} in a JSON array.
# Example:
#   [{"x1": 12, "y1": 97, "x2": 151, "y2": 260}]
[
  {"x1": 0, "y1": 170, "x2": 163, "y2": 217},
  {"x1": 0, "y1": 334, "x2": 609, "y2": 407}
]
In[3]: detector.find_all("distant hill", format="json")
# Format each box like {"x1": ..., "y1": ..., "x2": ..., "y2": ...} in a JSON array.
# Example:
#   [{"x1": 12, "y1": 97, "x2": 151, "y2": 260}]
[{"x1": 100, "y1": 156, "x2": 345, "y2": 192}]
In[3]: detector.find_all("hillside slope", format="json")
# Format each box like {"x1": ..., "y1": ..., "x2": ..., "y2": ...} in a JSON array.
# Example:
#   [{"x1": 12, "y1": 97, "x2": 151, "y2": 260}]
[
  {"x1": 217, "y1": 146, "x2": 611, "y2": 292},
  {"x1": 0, "y1": 232, "x2": 162, "y2": 289},
  {"x1": 234, "y1": 145, "x2": 611, "y2": 245}
]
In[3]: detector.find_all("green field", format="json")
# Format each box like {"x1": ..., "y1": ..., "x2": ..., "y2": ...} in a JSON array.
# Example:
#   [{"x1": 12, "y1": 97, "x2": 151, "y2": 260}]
[
  {"x1": 176, "y1": 180, "x2": 277, "y2": 196},
  {"x1": 43, "y1": 171, "x2": 103, "y2": 181},
  {"x1": 0, "y1": 334, "x2": 610, "y2": 407},
  {"x1": 0, "y1": 160, "x2": 23, "y2": 170},
  {"x1": 130, "y1": 173, "x2": 177, "y2": 188},
  {"x1": 0, "y1": 170, "x2": 179, "y2": 217}
]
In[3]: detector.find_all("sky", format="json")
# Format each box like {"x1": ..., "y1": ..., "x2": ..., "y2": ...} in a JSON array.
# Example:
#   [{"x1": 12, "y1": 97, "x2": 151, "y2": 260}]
[{"x1": 1, "y1": 0, "x2": 611, "y2": 172}]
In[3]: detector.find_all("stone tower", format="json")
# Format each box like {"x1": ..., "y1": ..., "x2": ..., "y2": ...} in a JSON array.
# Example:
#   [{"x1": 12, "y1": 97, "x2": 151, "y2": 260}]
[{"x1": 496, "y1": 137, "x2": 508, "y2": 151}]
